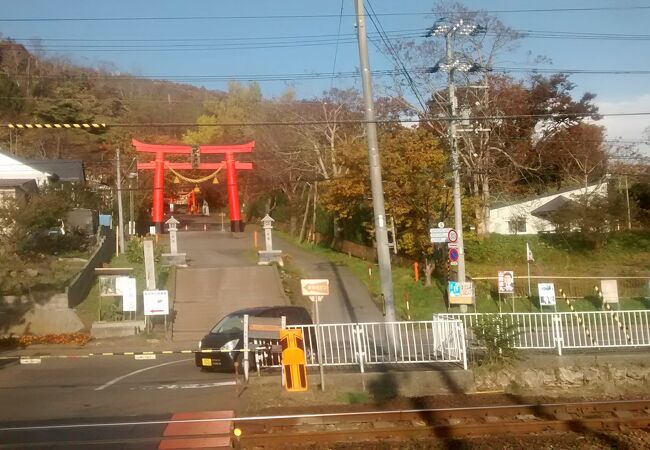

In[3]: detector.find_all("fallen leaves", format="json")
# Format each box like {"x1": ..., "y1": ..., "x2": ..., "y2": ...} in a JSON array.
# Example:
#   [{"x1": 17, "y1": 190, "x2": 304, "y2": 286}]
[{"x1": 0, "y1": 333, "x2": 92, "y2": 348}]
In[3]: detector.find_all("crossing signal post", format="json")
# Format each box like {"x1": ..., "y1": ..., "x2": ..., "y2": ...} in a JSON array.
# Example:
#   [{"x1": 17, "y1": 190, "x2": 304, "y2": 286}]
[{"x1": 279, "y1": 329, "x2": 308, "y2": 392}]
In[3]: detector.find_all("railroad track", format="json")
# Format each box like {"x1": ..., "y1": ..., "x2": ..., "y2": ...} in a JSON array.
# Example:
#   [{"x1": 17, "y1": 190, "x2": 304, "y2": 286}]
[{"x1": 234, "y1": 399, "x2": 650, "y2": 448}]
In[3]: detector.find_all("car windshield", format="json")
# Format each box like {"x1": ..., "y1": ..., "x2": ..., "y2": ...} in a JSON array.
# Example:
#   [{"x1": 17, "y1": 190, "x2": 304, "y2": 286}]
[{"x1": 210, "y1": 314, "x2": 244, "y2": 334}]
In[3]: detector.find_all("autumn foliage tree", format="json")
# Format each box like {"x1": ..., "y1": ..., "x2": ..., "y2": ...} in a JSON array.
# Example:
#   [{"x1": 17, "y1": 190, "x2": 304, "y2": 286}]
[{"x1": 322, "y1": 126, "x2": 448, "y2": 286}]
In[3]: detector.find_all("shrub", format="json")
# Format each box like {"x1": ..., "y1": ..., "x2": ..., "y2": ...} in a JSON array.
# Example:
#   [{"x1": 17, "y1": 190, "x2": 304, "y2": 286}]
[
  {"x1": 472, "y1": 314, "x2": 520, "y2": 365},
  {"x1": 125, "y1": 235, "x2": 162, "y2": 264}
]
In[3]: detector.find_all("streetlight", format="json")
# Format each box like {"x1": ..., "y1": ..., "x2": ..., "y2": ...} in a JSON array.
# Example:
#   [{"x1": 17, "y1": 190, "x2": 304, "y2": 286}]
[{"x1": 426, "y1": 18, "x2": 486, "y2": 287}]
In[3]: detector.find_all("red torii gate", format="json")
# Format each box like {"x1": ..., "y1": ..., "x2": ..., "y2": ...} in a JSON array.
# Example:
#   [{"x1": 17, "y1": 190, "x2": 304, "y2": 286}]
[{"x1": 133, "y1": 139, "x2": 254, "y2": 233}]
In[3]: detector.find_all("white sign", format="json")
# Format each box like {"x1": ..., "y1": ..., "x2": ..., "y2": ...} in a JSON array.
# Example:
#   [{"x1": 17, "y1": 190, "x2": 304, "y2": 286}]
[
  {"x1": 538, "y1": 283, "x2": 556, "y2": 306},
  {"x1": 301, "y1": 279, "x2": 330, "y2": 296},
  {"x1": 498, "y1": 271, "x2": 515, "y2": 294},
  {"x1": 121, "y1": 277, "x2": 138, "y2": 312},
  {"x1": 143, "y1": 290, "x2": 169, "y2": 316},
  {"x1": 430, "y1": 227, "x2": 451, "y2": 243},
  {"x1": 601, "y1": 280, "x2": 619, "y2": 304}
]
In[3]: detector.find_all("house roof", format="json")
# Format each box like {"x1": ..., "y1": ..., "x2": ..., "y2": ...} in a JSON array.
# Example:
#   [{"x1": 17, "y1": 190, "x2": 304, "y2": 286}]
[
  {"x1": 490, "y1": 181, "x2": 605, "y2": 210},
  {"x1": 20, "y1": 158, "x2": 85, "y2": 183},
  {"x1": 530, "y1": 195, "x2": 576, "y2": 218},
  {"x1": 0, "y1": 179, "x2": 38, "y2": 192}
]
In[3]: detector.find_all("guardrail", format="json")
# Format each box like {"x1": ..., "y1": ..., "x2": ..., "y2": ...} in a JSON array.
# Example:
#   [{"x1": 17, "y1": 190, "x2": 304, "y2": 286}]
[
  {"x1": 254, "y1": 319, "x2": 468, "y2": 372},
  {"x1": 444, "y1": 310, "x2": 650, "y2": 355}
]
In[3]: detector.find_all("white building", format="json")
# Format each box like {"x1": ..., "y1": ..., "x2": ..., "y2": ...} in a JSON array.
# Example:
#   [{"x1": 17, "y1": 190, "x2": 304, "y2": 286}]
[
  {"x1": 487, "y1": 181, "x2": 608, "y2": 235},
  {"x1": 0, "y1": 152, "x2": 52, "y2": 186},
  {"x1": 0, "y1": 151, "x2": 86, "y2": 206}
]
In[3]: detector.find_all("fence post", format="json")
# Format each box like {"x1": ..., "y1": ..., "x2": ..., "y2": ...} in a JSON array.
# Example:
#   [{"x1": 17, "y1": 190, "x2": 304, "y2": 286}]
[
  {"x1": 354, "y1": 324, "x2": 365, "y2": 374},
  {"x1": 458, "y1": 321, "x2": 468, "y2": 370},
  {"x1": 243, "y1": 314, "x2": 249, "y2": 382},
  {"x1": 552, "y1": 314, "x2": 563, "y2": 356}
]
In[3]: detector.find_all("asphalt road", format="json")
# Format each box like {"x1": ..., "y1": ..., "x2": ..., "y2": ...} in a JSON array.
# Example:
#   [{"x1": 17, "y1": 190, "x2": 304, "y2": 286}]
[
  {"x1": 0, "y1": 355, "x2": 241, "y2": 447},
  {"x1": 0, "y1": 355, "x2": 239, "y2": 421}
]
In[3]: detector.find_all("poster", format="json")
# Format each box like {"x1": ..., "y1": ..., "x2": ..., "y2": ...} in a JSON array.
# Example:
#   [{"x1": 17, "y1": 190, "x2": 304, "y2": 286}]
[
  {"x1": 538, "y1": 283, "x2": 556, "y2": 306},
  {"x1": 448, "y1": 281, "x2": 474, "y2": 305},
  {"x1": 498, "y1": 271, "x2": 515, "y2": 294},
  {"x1": 143, "y1": 290, "x2": 169, "y2": 316},
  {"x1": 121, "y1": 277, "x2": 137, "y2": 312},
  {"x1": 99, "y1": 275, "x2": 130, "y2": 297}
]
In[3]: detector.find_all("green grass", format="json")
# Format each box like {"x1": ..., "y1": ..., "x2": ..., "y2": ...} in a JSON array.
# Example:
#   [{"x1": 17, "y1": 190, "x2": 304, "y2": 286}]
[
  {"x1": 278, "y1": 231, "x2": 650, "y2": 320},
  {"x1": 465, "y1": 231, "x2": 650, "y2": 278}
]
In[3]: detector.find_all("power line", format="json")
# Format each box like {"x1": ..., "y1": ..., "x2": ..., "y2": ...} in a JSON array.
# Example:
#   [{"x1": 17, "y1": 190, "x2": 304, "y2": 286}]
[
  {"x1": 329, "y1": 0, "x2": 346, "y2": 92},
  {"x1": 5, "y1": 110, "x2": 650, "y2": 129},
  {"x1": 365, "y1": 0, "x2": 429, "y2": 113},
  {"x1": 2, "y1": 6, "x2": 650, "y2": 22},
  {"x1": 8, "y1": 28, "x2": 650, "y2": 46},
  {"x1": 5, "y1": 66, "x2": 650, "y2": 86}
]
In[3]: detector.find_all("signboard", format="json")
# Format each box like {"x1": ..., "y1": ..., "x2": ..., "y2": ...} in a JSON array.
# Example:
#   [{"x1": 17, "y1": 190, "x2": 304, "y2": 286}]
[
  {"x1": 300, "y1": 279, "x2": 330, "y2": 296},
  {"x1": 538, "y1": 283, "x2": 556, "y2": 306},
  {"x1": 498, "y1": 271, "x2": 515, "y2": 294},
  {"x1": 248, "y1": 317, "x2": 284, "y2": 340},
  {"x1": 448, "y1": 281, "x2": 474, "y2": 305},
  {"x1": 99, "y1": 275, "x2": 130, "y2": 297},
  {"x1": 447, "y1": 229, "x2": 458, "y2": 243},
  {"x1": 143, "y1": 290, "x2": 169, "y2": 316},
  {"x1": 601, "y1": 280, "x2": 619, "y2": 304},
  {"x1": 429, "y1": 227, "x2": 451, "y2": 243},
  {"x1": 121, "y1": 277, "x2": 138, "y2": 312},
  {"x1": 449, "y1": 248, "x2": 460, "y2": 263}
]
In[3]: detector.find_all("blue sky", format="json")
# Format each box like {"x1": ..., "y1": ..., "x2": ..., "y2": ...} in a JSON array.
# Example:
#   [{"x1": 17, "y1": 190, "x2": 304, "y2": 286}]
[{"x1": 2, "y1": 0, "x2": 649, "y2": 142}]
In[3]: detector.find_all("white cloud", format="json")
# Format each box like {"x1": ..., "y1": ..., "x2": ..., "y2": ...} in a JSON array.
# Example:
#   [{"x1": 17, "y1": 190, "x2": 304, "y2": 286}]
[{"x1": 596, "y1": 95, "x2": 650, "y2": 142}]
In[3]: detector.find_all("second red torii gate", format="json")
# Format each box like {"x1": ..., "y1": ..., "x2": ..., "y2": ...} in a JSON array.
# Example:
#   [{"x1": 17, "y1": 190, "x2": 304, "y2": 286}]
[{"x1": 133, "y1": 139, "x2": 254, "y2": 233}]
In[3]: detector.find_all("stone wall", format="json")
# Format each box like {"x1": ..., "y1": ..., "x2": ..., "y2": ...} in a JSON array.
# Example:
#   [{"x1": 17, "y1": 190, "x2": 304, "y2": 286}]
[{"x1": 66, "y1": 228, "x2": 115, "y2": 308}]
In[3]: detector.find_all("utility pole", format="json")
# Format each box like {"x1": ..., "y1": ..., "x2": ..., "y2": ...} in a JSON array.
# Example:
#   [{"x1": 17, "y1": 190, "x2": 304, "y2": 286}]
[
  {"x1": 445, "y1": 33, "x2": 466, "y2": 284},
  {"x1": 129, "y1": 175, "x2": 135, "y2": 236},
  {"x1": 427, "y1": 19, "x2": 484, "y2": 283},
  {"x1": 625, "y1": 176, "x2": 632, "y2": 230},
  {"x1": 116, "y1": 148, "x2": 126, "y2": 254},
  {"x1": 354, "y1": 0, "x2": 396, "y2": 322}
]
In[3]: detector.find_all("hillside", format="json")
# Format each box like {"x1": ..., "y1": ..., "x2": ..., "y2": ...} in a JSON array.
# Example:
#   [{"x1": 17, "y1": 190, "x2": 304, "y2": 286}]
[
  {"x1": 0, "y1": 39, "x2": 225, "y2": 180},
  {"x1": 465, "y1": 231, "x2": 650, "y2": 278}
]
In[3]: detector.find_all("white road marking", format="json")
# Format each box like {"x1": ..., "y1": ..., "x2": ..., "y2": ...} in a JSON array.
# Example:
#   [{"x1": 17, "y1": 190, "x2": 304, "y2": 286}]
[
  {"x1": 131, "y1": 380, "x2": 237, "y2": 391},
  {"x1": 95, "y1": 358, "x2": 192, "y2": 391}
]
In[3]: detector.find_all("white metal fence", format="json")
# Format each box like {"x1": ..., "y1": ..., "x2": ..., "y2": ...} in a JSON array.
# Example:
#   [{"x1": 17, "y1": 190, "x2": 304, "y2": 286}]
[
  {"x1": 257, "y1": 319, "x2": 467, "y2": 371},
  {"x1": 445, "y1": 310, "x2": 650, "y2": 355}
]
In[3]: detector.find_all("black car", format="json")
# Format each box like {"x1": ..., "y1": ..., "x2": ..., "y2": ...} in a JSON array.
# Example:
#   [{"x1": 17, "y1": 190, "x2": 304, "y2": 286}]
[{"x1": 195, "y1": 305, "x2": 314, "y2": 371}]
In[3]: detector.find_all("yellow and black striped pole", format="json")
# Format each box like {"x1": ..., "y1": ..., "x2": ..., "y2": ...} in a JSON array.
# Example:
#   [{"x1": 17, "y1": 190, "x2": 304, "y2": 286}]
[
  {"x1": 594, "y1": 286, "x2": 632, "y2": 344},
  {"x1": 558, "y1": 288, "x2": 598, "y2": 346},
  {"x1": 6, "y1": 123, "x2": 107, "y2": 130}
]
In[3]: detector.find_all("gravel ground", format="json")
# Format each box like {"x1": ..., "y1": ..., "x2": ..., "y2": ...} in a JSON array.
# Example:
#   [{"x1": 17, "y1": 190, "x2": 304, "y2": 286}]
[
  {"x1": 240, "y1": 391, "x2": 650, "y2": 449},
  {"x1": 289, "y1": 430, "x2": 650, "y2": 450}
]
